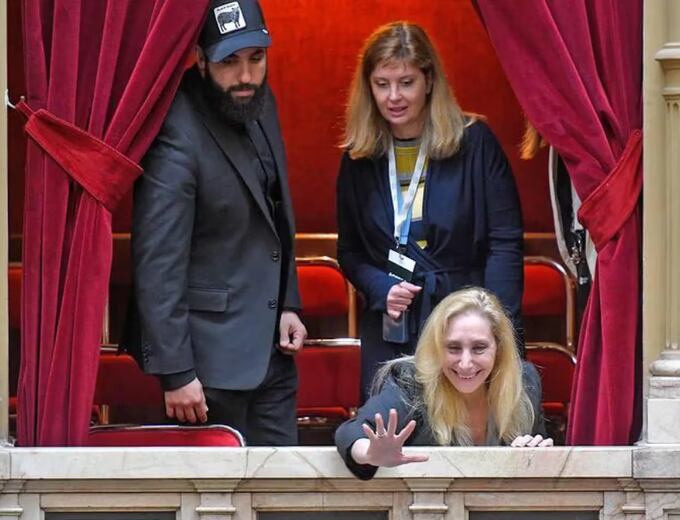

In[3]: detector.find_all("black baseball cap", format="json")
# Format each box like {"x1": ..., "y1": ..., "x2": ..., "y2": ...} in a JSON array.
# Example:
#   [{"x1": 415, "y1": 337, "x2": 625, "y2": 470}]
[{"x1": 199, "y1": 0, "x2": 272, "y2": 63}]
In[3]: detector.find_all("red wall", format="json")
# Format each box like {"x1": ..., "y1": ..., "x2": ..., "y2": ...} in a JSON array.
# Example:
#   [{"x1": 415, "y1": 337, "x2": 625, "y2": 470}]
[
  {"x1": 262, "y1": 0, "x2": 552, "y2": 233},
  {"x1": 8, "y1": 1, "x2": 552, "y2": 237}
]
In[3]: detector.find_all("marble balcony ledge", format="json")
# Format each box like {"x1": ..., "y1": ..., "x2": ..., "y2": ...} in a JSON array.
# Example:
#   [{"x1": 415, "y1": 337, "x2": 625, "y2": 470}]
[{"x1": 0, "y1": 446, "x2": 634, "y2": 482}]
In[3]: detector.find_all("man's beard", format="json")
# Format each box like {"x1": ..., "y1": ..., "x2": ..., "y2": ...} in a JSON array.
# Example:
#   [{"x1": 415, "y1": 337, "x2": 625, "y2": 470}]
[{"x1": 202, "y1": 68, "x2": 266, "y2": 125}]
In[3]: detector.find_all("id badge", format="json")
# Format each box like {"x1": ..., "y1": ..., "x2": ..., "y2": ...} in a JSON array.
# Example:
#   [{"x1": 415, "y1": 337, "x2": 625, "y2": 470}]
[{"x1": 387, "y1": 249, "x2": 416, "y2": 282}]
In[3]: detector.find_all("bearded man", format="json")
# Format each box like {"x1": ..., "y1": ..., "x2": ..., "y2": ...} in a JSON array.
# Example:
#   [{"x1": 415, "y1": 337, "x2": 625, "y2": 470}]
[{"x1": 125, "y1": 0, "x2": 306, "y2": 445}]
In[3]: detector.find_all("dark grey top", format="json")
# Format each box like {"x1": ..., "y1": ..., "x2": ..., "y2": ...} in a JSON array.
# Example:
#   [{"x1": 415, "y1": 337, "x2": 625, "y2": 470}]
[{"x1": 335, "y1": 360, "x2": 546, "y2": 480}]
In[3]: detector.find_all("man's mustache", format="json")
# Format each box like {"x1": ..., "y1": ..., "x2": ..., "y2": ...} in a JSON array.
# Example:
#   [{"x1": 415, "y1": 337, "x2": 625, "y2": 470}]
[{"x1": 228, "y1": 84, "x2": 259, "y2": 93}]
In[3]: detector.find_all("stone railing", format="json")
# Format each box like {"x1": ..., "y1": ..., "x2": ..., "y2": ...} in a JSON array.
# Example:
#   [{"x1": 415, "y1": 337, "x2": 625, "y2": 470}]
[{"x1": 1, "y1": 446, "x2": 679, "y2": 519}]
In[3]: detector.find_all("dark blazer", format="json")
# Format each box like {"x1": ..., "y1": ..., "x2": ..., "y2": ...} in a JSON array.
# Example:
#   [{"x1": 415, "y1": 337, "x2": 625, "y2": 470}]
[
  {"x1": 125, "y1": 70, "x2": 300, "y2": 391},
  {"x1": 335, "y1": 360, "x2": 546, "y2": 480},
  {"x1": 337, "y1": 120, "x2": 524, "y2": 354}
]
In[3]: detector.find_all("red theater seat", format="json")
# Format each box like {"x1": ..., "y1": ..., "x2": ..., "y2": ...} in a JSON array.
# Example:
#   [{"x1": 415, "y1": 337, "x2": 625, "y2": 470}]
[
  {"x1": 295, "y1": 339, "x2": 361, "y2": 423},
  {"x1": 92, "y1": 351, "x2": 245, "y2": 446},
  {"x1": 522, "y1": 256, "x2": 576, "y2": 351},
  {"x1": 94, "y1": 351, "x2": 164, "y2": 425},
  {"x1": 295, "y1": 256, "x2": 361, "y2": 430},
  {"x1": 526, "y1": 342, "x2": 576, "y2": 443},
  {"x1": 87, "y1": 424, "x2": 244, "y2": 447},
  {"x1": 296, "y1": 256, "x2": 358, "y2": 338}
]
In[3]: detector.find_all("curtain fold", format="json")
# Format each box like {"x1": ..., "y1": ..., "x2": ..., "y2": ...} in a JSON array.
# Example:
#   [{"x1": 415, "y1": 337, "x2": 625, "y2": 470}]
[
  {"x1": 474, "y1": 0, "x2": 642, "y2": 444},
  {"x1": 17, "y1": 103, "x2": 142, "y2": 211},
  {"x1": 17, "y1": 0, "x2": 208, "y2": 446}
]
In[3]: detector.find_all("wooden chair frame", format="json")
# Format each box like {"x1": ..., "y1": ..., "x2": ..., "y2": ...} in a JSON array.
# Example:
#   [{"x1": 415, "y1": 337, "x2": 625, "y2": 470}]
[
  {"x1": 525, "y1": 341, "x2": 576, "y2": 444},
  {"x1": 526, "y1": 341, "x2": 577, "y2": 365},
  {"x1": 524, "y1": 255, "x2": 577, "y2": 351},
  {"x1": 296, "y1": 255, "x2": 358, "y2": 339}
]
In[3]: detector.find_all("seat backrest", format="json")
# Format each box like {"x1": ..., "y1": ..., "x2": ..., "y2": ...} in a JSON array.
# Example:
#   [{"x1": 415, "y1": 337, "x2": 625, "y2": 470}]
[
  {"x1": 295, "y1": 340, "x2": 361, "y2": 410},
  {"x1": 87, "y1": 424, "x2": 244, "y2": 447},
  {"x1": 95, "y1": 352, "x2": 164, "y2": 408},
  {"x1": 525, "y1": 342, "x2": 576, "y2": 404},
  {"x1": 522, "y1": 256, "x2": 576, "y2": 350},
  {"x1": 297, "y1": 262, "x2": 348, "y2": 316},
  {"x1": 296, "y1": 256, "x2": 358, "y2": 337}
]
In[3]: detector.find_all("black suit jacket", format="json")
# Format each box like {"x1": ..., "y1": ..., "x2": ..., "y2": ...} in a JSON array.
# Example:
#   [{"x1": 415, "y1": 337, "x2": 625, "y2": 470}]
[{"x1": 125, "y1": 70, "x2": 300, "y2": 391}]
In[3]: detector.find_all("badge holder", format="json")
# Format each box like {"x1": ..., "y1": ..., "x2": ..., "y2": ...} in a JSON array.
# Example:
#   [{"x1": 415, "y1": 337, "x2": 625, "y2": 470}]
[
  {"x1": 382, "y1": 249, "x2": 416, "y2": 344},
  {"x1": 382, "y1": 138, "x2": 425, "y2": 345},
  {"x1": 382, "y1": 312, "x2": 410, "y2": 344}
]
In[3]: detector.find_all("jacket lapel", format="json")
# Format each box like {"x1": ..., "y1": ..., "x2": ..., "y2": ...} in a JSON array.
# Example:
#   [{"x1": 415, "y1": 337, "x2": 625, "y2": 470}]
[
  {"x1": 373, "y1": 156, "x2": 396, "y2": 242},
  {"x1": 257, "y1": 92, "x2": 287, "y2": 195},
  {"x1": 256, "y1": 89, "x2": 296, "y2": 241},
  {"x1": 189, "y1": 81, "x2": 277, "y2": 235}
]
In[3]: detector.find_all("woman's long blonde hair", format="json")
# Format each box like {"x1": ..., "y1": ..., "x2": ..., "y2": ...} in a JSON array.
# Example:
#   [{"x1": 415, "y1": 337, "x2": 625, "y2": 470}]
[
  {"x1": 413, "y1": 287, "x2": 533, "y2": 446},
  {"x1": 342, "y1": 22, "x2": 465, "y2": 160}
]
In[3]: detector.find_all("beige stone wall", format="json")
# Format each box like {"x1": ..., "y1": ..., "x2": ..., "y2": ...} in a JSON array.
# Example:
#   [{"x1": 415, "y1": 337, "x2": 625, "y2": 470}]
[
  {"x1": 643, "y1": 0, "x2": 667, "y2": 390},
  {"x1": 0, "y1": 445, "x2": 678, "y2": 519},
  {"x1": 644, "y1": 0, "x2": 680, "y2": 444}
]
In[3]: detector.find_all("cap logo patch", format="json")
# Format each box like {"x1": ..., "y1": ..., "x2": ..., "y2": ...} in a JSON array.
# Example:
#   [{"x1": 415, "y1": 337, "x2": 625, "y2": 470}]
[{"x1": 214, "y1": 2, "x2": 247, "y2": 35}]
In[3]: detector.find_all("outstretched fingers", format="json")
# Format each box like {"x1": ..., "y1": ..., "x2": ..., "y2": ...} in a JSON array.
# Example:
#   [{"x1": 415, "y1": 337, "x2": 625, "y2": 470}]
[
  {"x1": 401, "y1": 451, "x2": 430, "y2": 463},
  {"x1": 374, "y1": 412, "x2": 387, "y2": 436},
  {"x1": 386, "y1": 408, "x2": 399, "y2": 437},
  {"x1": 362, "y1": 422, "x2": 379, "y2": 441},
  {"x1": 359, "y1": 411, "x2": 430, "y2": 467},
  {"x1": 395, "y1": 419, "x2": 417, "y2": 442},
  {"x1": 395, "y1": 420, "x2": 428, "y2": 462}
]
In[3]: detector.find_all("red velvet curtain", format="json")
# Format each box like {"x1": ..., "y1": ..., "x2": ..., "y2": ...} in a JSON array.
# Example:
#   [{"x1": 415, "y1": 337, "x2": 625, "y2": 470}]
[
  {"x1": 475, "y1": 0, "x2": 642, "y2": 444},
  {"x1": 17, "y1": 0, "x2": 208, "y2": 446}
]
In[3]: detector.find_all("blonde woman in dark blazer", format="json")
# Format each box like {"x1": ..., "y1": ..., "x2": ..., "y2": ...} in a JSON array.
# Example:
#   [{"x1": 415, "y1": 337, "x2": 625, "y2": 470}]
[
  {"x1": 335, "y1": 288, "x2": 550, "y2": 480},
  {"x1": 336, "y1": 22, "x2": 524, "y2": 401}
]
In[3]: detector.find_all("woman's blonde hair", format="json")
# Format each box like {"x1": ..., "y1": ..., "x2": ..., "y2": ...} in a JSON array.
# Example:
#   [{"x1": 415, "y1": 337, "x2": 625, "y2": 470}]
[
  {"x1": 413, "y1": 287, "x2": 533, "y2": 446},
  {"x1": 342, "y1": 21, "x2": 466, "y2": 160}
]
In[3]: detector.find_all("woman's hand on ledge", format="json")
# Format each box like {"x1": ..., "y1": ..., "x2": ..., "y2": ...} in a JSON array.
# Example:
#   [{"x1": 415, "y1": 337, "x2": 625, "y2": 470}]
[
  {"x1": 351, "y1": 408, "x2": 429, "y2": 467},
  {"x1": 511, "y1": 434, "x2": 554, "y2": 447}
]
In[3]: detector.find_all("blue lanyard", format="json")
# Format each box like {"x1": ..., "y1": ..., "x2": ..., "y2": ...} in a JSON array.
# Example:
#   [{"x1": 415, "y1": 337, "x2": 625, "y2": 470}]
[
  {"x1": 388, "y1": 138, "x2": 428, "y2": 247},
  {"x1": 395, "y1": 184, "x2": 414, "y2": 247}
]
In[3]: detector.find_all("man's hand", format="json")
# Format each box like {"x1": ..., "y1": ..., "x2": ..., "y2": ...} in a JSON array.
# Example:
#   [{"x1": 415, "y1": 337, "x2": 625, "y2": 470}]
[
  {"x1": 386, "y1": 281, "x2": 422, "y2": 319},
  {"x1": 164, "y1": 377, "x2": 208, "y2": 424},
  {"x1": 351, "y1": 408, "x2": 429, "y2": 467},
  {"x1": 278, "y1": 310, "x2": 307, "y2": 355}
]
